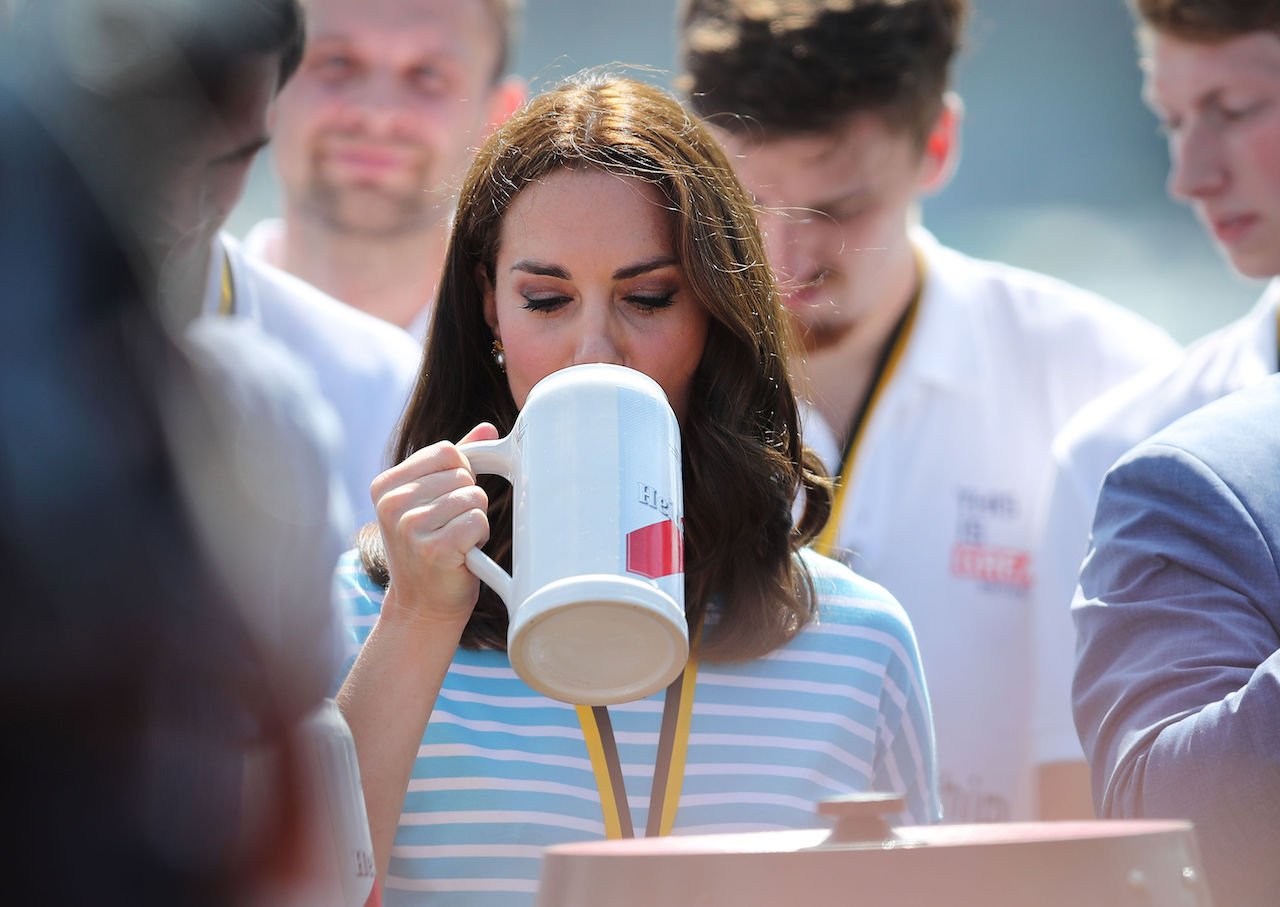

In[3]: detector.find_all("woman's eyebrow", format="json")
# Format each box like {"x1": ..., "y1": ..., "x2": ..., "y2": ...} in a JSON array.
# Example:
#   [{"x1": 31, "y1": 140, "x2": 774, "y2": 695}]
[
  {"x1": 613, "y1": 256, "x2": 678, "y2": 280},
  {"x1": 509, "y1": 257, "x2": 678, "y2": 280},
  {"x1": 510, "y1": 260, "x2": 570, "y2": 278}
]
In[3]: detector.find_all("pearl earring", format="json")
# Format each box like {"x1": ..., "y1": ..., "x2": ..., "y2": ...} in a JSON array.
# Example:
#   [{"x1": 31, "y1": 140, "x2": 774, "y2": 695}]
[{"x1": 491, "y1": 339, "x2": 506, "y2": 371}]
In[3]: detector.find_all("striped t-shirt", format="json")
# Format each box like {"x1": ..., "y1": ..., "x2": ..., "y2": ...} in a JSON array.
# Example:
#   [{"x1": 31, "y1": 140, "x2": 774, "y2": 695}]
[{"x1": 337, "y1": 547, "x2": 938, "y2": 906}]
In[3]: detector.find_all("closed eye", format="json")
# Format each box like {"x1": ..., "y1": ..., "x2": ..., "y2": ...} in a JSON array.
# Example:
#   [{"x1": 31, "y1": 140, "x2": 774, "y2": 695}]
[
  {"x1": 625, "y1": 291, "x2": 677, "y2": 312},
  {"x1": 211, "y1": 137, "x2": 269, "y2": 168},
  {"x1": 1220, "y1": 99, "x2": 1269, "y2": 122},
  {"x1": 520, "y1": 294, "x2": 572, "y2": 313}
]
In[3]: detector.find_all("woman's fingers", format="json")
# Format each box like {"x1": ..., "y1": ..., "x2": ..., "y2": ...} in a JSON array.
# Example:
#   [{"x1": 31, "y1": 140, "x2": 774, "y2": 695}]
[
  {"x1": 371, "y1": 439, "x2": 473, "y2": 506},
  {"x1": 369, "y1": 423, "x2": 500, "y2": 507},
  {"x1": 367, "y1": 424, "x2": 502, "y2": 622},
  {"x1": 374, "y1": 466, "x2": 475, "y2": 528},
  {"x1": 396, "y1": 484, "x2": 490, "y2": 564},
  {"x1": 459, "y1": 422, "x2": 500, "y2": 446}
]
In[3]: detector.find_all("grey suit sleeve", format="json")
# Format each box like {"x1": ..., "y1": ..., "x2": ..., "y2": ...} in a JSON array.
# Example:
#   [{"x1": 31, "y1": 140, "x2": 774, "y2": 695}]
[{"x1": 1072, "y1": 442, "x2": 1280, "y2": 907}]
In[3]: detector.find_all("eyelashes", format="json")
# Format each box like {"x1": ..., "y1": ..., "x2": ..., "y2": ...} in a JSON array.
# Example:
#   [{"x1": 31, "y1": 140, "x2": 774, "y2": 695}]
[
  {"x1": 519, "y1": 291, "x2": 678, "y2": 313},
  {"x1": 626, "y1": 291, "x2": 677, "y2": 311},
  {"x1": 519, "y1": 294, "x2": 572, "y2": 312}
]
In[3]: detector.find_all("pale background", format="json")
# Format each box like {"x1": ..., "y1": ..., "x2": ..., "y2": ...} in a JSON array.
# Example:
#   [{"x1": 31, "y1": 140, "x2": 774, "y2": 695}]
[{"x1": 229, "y1": 0, "x2": 1266, "y2": 344}]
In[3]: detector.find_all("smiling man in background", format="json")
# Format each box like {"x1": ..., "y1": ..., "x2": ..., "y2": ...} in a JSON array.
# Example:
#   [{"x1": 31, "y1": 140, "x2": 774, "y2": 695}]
[{"x1": 246, "y1": 0, "x2": 525, "y2": 341}]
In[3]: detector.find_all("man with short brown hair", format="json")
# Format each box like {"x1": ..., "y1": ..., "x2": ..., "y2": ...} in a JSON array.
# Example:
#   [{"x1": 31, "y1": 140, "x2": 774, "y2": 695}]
[
  {"x1": 680, "y1": 0, "x2": 1179, "y2": 822},
  {"x1": 1133, "y1": 0, "x2": 1280, "y2": 39}
]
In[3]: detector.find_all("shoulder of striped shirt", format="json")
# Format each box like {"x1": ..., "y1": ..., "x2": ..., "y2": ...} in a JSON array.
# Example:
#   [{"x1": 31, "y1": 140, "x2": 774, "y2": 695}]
[
  {"x1": 334, "y1": 547, "x2": 385, "y2": 613},
  {"x1": 797, "y1": 548, "x2": 909, "y2": 623}
]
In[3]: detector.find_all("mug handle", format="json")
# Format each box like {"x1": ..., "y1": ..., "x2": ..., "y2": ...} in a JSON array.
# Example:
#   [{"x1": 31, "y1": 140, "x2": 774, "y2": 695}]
[{"x1": 457, "y1": 436, "x2": 515, "y2": 610}]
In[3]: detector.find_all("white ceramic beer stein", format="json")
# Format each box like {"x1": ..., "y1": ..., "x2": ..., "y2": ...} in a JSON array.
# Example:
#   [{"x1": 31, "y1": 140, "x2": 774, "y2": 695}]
[{"x1": 459, "y1": 363, "x2": 689, "y2": 706}]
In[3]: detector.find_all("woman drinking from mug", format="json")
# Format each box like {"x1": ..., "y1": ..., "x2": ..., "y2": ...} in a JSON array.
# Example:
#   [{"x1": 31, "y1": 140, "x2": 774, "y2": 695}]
[{"x1": 336, "y1": 72, "x2": 940, "y2": 904}]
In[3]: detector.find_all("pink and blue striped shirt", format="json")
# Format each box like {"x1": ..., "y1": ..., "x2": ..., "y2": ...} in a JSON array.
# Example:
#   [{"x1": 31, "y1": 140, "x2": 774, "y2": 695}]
[{"x1": 337, "y1": 547, "x2": 938, "y2": 905}]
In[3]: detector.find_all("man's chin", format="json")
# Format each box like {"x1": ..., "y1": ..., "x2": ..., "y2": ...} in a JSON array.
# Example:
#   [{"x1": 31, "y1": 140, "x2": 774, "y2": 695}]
[
  {"x1": 788, "y1": 315, "x2": 857, "y2": 354},
  {"x1": 1222, "y1": 245, "x2": 1280, "y2": 282},
  {"x1": 308, "y1": 192, "x2": 437, "y2": 238}
]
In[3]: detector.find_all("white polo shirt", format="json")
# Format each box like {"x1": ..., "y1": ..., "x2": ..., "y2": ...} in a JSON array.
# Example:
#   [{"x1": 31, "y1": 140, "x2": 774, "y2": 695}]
[
  {"x1": 243, "y1": 218, "x2": 434, "y2": 344},
  {"x1": 204, "y1": 234, "x2": 421, "y2": 529},
  {"x1": 804, "y1": 230, "x2": 1179, "y2": 821},
  {"x1": 1033, "y1": 280, "x2": 1279, "y2": 774}
]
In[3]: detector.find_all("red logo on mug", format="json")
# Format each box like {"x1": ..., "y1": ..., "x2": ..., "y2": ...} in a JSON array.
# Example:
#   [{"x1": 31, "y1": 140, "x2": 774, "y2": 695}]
[{"x1": 626, "y1": 520, "x2": 684, "y2": 579}]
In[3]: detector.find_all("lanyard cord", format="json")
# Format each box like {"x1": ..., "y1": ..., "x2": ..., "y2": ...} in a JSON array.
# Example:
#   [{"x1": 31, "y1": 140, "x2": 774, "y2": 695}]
[
  {"x1": 218, "y1": 254, "x2": 235, "y2": 316},
  {"x1": 814, "y1": 250, "x2": 927, "y2": 558},
  {"x1": 576, "y1": 639, "x2": 700, "y2": 839}
]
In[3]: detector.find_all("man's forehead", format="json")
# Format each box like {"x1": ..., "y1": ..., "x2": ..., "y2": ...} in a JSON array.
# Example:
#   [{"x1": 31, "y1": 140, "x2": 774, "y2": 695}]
[
  {"x1": 1146, "y1": 31, "x2": 1280, "y2": 102},
  {"x1": 307, "y1": 0, "x2": 498, "y2": 41},
  {"x1": 723, "y1": 118, "x2": 902, "y2": 200}
]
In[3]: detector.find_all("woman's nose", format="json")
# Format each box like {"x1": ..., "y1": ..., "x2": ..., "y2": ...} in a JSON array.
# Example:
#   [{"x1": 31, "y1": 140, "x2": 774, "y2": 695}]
[{"x1": 572, "y1": 307, "x2": 624, "y2": 366}]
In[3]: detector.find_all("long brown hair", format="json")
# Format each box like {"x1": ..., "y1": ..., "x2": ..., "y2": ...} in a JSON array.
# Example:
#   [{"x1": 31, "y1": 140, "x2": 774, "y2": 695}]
[{"x1": 360, "y1": 71, "x2": 832, "y2": 662}]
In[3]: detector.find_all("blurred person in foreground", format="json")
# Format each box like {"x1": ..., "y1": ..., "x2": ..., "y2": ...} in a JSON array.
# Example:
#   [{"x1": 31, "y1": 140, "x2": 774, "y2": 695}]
[
  {"x1": 244, "y1": 0, "x2": 525, "y2": 341},
  {"x1": 1068, "y1": 2, "x2": 1280, "y2": 904},
  {"x1": 0, "y1": 3, "x2": 354, "y2": 902},
  {"x1": 678, "y1": 0, "x2": 1179, "y2": 822},
  {"x1": 112, "y1": 0, "x2": 421, "y2": 528},
  {"x1": 336, "y1": 72, "x2": 939, "y2": 904}
]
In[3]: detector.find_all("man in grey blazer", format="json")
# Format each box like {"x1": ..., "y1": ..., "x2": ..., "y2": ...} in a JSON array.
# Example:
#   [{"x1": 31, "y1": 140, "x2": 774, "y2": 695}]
[{"x1": 1073, "y1": 373, "x2": 1280, "y2": 907}]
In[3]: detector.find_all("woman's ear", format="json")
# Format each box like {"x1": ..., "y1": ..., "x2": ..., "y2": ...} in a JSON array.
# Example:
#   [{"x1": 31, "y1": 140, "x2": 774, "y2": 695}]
[{"x1": 478, "y1": 264, "x2": 500, "y2": 339}]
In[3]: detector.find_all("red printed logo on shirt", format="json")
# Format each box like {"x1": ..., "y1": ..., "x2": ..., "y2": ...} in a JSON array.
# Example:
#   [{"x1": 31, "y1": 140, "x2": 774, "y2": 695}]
[
  {"x1": 949, "y1": 544, "x2": 1032, "y2": 590},
  {"x1": 626, "y1": 519, "x2": 684, "y2": 579}
]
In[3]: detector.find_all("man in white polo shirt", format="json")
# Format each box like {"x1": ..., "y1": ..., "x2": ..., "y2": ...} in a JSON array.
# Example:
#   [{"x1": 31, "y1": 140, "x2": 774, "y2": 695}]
[
  {"x1": 244, "y1": 0, "x2": 524, "y2": 342},
  {"x1": 205, "y1": 236, "x2": 419, "y2": 528},
  {"x1": 679, "y1": 0, "x2": 1180, "y2": 821}
]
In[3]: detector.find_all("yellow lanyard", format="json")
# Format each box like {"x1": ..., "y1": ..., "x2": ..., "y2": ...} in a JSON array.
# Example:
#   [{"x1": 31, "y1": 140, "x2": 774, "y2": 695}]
[
  {"x1": 575, "y1": 647, "x2": 700, "y2": 839},
  {"x1": 813, "y1": 253, "x2": 927, "y2": 558},
  {"x1": 218, "y1": 255, "x2": 235, "y2": 316}
]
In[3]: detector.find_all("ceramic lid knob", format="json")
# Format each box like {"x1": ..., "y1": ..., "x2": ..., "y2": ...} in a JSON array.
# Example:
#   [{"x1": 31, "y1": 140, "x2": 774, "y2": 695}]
[{"x1": 817, "y1": 793, "x2": 905, "y2": 844}]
